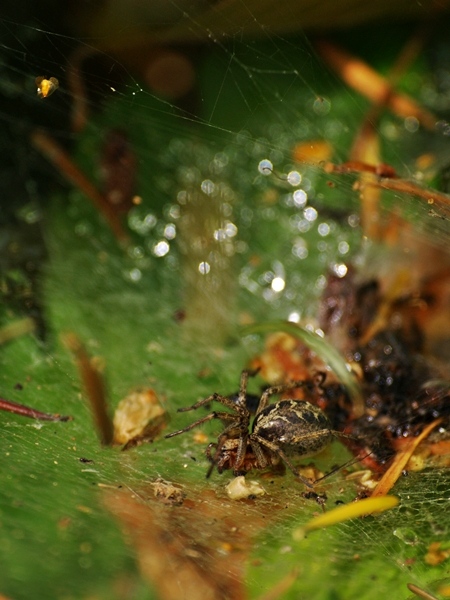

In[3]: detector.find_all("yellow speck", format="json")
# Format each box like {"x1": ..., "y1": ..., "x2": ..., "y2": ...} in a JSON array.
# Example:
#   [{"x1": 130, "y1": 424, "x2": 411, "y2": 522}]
[
  {"x1": 193, "y1": 431, "x2": 209, "y2": 444},
  {"x1": 425, "y1": 541, "x2": 450, "y2": 566},
  {"x1": 35, "y1": 76, "x2": 59, "y2": 98},
  {"x1": 437, "y1": 584, "x2": 450, "y2": 597},
  {"x1": 218, "y1": 542, "x2": 233, "y2": 554}
]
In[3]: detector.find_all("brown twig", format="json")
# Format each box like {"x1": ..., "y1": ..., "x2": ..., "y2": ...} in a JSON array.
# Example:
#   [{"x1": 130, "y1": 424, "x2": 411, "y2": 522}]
[
  {"x1": 0, "y1": 397, "x2": 71, "y2": 422},
  {"x1": 315, "y1": 39, "x2": 437, "y2": 131},
  {"x1": 31, "y1": 129, "x2": 130, "y2": 245},
  {"x1": 324, "y1": 161, "x2": 450, "y2": 217},
  {"x1": 63, "y1": 332, "x2": 114, "y2": 445}
]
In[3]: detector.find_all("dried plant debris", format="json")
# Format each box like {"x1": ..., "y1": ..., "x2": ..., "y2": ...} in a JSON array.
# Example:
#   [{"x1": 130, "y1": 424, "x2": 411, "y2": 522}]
[
  {"x1": 253, "y1": 259, "x2": 450, "y2": 492},
  {"x1": 226, "y1": 476, "x2": 266, "y2": 500},
  {"x1": 151, "y1": 478, "x2": 186, "y2": 506},
  {"x1": 0, "y1": 396, "x2": 71, "y2": 421},
  {"x1": 113, "y1": 388, "x2": 168, "y2": 450},
  {"x1": 103, "y1": 484, "x2": 271, "y2": 600},
  {"x1": 318, "y1": 265, "x2": 450, "y2": 473}
]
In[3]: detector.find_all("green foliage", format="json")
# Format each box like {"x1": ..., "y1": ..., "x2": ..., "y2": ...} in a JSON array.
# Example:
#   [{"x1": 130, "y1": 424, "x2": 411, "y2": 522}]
[{"x1": 1, "y1": 25, "x2": 450, "y2": 600}]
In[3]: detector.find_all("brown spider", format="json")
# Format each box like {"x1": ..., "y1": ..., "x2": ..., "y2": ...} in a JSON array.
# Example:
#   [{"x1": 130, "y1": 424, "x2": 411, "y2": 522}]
[{"x1": 165, "y1": 370, "x2": 340, "y2": 487}]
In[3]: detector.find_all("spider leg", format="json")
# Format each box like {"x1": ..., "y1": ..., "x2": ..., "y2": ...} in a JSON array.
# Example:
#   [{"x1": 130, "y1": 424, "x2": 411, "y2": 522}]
[
  {"x1": 257, "y1": 381, "x2": 310, "y2": 414},
  {"x1": 205, "y1": 443, "x2": 219, "y2": 477},
  {"x1": 232, "y1": 432, "x2": 250, "y2": 473},
  {"x1": 177, "y1": 393, "x2": 238, "y2": 413},
  {"x1": 235, "y1": 370, "x2": 249, "y2": 407},
  {"x1": 235, "y1": 368, "x2": 261, "y2": 407},
  {"x1": 251, "y1": 434, "x2": 315, "y2": 488},
  {"x1": 165, "y1": 410, "x2": 239, "y2": 438},
  {"x1": 248, "y1": 437, "x2": 270, "y2": 469}
]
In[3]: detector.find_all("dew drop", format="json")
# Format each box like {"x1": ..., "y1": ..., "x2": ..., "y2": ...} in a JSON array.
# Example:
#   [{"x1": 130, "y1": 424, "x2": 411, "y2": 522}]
[
  {"x1": 153, "y1": 240, "x2": 170, "y2": 257},
  {"x1": 258, "y1": 159, "x2": 273, "y2": 175}
]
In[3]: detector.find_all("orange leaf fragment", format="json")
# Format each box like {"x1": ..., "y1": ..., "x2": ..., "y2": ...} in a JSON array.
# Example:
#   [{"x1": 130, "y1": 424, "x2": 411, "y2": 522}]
[{"x1": 371, "y1": 418, "x2": 443, "y2": 497}]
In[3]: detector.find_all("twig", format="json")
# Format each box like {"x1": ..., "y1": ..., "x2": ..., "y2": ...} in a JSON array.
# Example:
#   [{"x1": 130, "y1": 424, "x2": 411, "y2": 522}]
[
  {"x1": 315, "y1": 39, "x2": 437, "y2": 130},
  {"x1": 63, "y1": 332, "x2": 114, "y2": 445},
  {"x1": 0, "y1": 397, "x2": 71, "y2": 422},
  {"x1": 31, "y1": 129, "x2": 130, "y2": 245},
  {"x1": 371, "y1": 418, "x2": 443, "y2": 497}
]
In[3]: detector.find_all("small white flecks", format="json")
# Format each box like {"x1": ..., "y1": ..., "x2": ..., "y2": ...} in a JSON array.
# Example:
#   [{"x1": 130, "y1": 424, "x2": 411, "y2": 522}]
[
  {"x1": 128, "y1": 246, "x2": 144, "y2": 259},
  {"x1": 164, "y1": 223, "x2": 176, "y2": 239},
  {"x1": 198, "y1": 261, "x2": 211, "y2": 274},
  {"x1": 129, "y1": 268, "x2": 142, "y2": 282},
  {"x1": 258, "y1": 159, "x2": 273, "y2": 175},
  {"x1": 316, "y1": 274, "x2": 327, "y2": 290},
  {"x1": 293, "y1": 189, "x2": 307, "y2": 207},
  {"x1": 404, "y1": 116, "x2": 419, "y2": 133},
  {"x1": 288, "y1": 311, "x2": 300, "y2": 323},
  {"x1": 304, "y1": 207, "x2": 318, "y2": 222},
  {"x1": 287, "y1": 171, "x2": 302, "y2": 186},
  {"x1": 168, "y1": 204, "x2": 180, "y2": 219},
  {"x1": 271, "y1": 276, "x2": 285, "y2": 292},
  {"x1": 338, "y1": 241, "x2": 350, "y2": 255},
  {"x1": 348, "y1": 214, "x2": 360, "y2": 228},
  {"x1": 318, "y1": 222, "x2": 330, "y2": 236},
  {"x1": 153, "y1": 240, "x2": 170, "y2": 257},
  {"x1": 177, "y1": 190, "x2": 188, "y2": 204},
  {"x1": 313, "y1": 96, "x2": 331, "y2": 115},
  {"x1": 333, "y1": 263, "x2": 348, "y2": 278},
  {"x1": 224, "y1": 221, "x2": 238, "y2": 237},
  {"x1": 201, "y1": 179, "x2": 215, "y2": 195}
]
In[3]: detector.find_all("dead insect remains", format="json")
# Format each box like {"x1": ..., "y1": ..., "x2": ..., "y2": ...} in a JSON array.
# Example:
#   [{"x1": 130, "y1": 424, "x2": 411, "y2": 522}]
[{"x1": 165, "y1": 370, "x2": 346, "y2": 487}]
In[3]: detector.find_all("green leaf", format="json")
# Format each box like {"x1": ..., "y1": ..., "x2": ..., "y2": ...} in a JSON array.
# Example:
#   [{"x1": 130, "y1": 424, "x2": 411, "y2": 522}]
[{"x1": 1, "y1": 24, "x2": 450, "y2": 600}]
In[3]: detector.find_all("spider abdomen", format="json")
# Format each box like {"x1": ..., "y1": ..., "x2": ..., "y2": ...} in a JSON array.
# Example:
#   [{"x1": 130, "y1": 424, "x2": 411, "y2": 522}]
[{"x1": 253, "y1": 400, "x2": 333, "y2": 458}]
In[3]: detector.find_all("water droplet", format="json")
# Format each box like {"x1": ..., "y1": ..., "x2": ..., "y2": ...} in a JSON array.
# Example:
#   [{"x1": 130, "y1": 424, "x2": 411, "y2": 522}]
[
  {"x1": 224, "y1": 221, "x2": 238, "y2": 237},
  {"x1": 288, "y1": 312, "x2": 300, "y2": 323},
  {"x1": 316, "y1": 275, "x2": 327, "y2": 290},
  {"x1": 293, "y1": 189, "x2": 307, "y2": 208},
  {"x1": 333, "y1": 263, "x2": 348, "y2": 277},
  {"x1": 271, "y1": 277, "x2": 285, "y2": 292},
  {"x1": 201, "y1": 179, "x2": 215, "y2": 195},
  {"x1": 338, "y1": 241, "x2": 350, "y2": 255},
  {"x1": 348, "y1": 214, "x2": 360, "y2": 228},
  {"x1": 404, "y1": 116, "x2": 419, "y2": 133},
  {"x1": 258, "y1": 159, "x2": 273, "y2": 175},
  {"x1": 313, "y1": 97, "x2": 331, "y2": 115},
  {"x1": 164, "y1": 223, "x2": 176, "y2": 239},
  {"x1": 292, "y1": 239, "x2": 308, "y2": 259},
  {"x1": 318, "y1": 222, "x2": 330, "y2": 236},
  {"x1": 287, "y1": 171, "x2": 302, "y2": 186},
  {"x1": 153, "y1": 240, "x2": 170, "y2": 257},
  {"x1": 129, "y1": 268, "x2": 142, "y2": 282},
  {"x1": 304, "y1": 207, "x2": 318, "y2": 222},
  {"x1": 128, "y1": 246, "x2": 144, "y2": 259},
  {"x1": 393, "y1": 527, "x2": 419, "y2": 546},
  {"x1": 198, "y1": 261, "x2": 211, "y2": 274},
  {"x1": 168, "y1": 205, "x2": 180, "y2": 219}
]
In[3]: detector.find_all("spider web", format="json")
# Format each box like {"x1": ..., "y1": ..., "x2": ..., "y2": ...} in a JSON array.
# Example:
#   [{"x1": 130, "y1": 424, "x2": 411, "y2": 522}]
[{"x1": 1, "y1": 3, "x2": 450, "y2": 600}]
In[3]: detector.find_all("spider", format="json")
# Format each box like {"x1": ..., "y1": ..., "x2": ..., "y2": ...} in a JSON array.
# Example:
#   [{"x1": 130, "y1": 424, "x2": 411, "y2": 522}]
[{"x1": 165, "y1": 370, "x2": 344, "y2": 488}]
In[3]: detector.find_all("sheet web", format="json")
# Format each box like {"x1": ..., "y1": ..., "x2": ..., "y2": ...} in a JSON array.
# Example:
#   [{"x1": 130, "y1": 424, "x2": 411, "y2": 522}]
[{"x1": 1, "y1": 5, "x2": 450, "y2": 600}]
